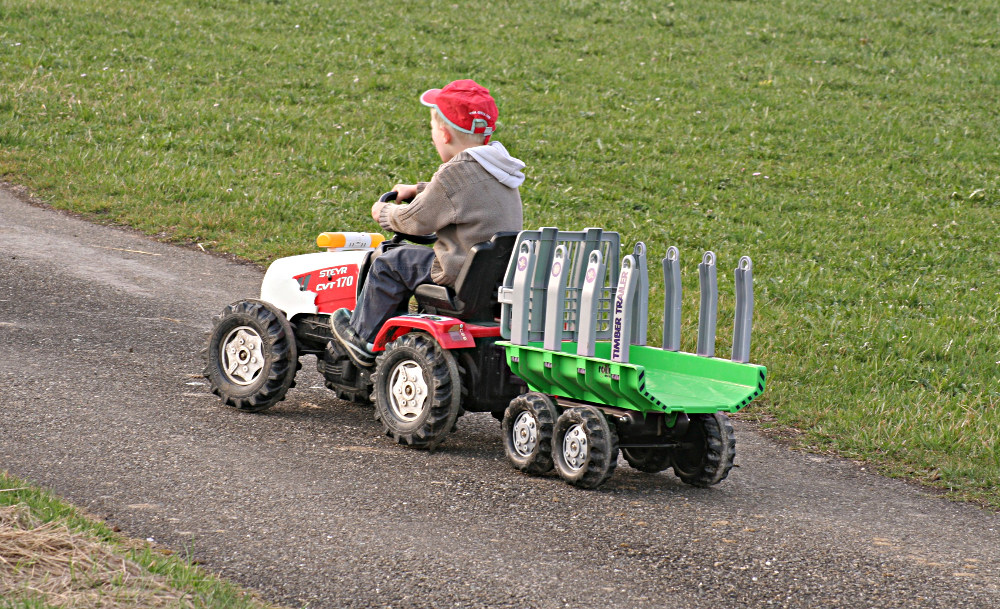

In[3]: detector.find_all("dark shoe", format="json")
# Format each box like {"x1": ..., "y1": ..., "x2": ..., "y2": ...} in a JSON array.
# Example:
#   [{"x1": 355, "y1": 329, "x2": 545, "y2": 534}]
[{"x1": 330, "y1": 308, "x2": 375, "y2": 368}]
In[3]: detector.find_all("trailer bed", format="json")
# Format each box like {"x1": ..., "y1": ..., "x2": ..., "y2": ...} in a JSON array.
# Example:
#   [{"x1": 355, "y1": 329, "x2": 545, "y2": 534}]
[{"x1": 501, "y1": 341, "x2": 767, "y2": 415}]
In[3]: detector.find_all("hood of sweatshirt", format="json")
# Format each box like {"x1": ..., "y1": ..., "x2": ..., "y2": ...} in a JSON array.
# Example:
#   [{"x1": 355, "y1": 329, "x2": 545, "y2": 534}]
[{"x1": 465, "y1": 141, "x2": 526, "y2": 189}]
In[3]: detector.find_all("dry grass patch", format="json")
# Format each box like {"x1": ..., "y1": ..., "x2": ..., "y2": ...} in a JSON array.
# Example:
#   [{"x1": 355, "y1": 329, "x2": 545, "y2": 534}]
[{"x1": 0, "y1": 504, "x2": 193, "y2": 608}]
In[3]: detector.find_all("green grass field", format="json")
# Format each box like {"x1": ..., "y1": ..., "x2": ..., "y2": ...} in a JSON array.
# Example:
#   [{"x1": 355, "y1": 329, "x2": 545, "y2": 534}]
[{"x1": 1, "y1": 0, "x2": 997, "y2": 507}]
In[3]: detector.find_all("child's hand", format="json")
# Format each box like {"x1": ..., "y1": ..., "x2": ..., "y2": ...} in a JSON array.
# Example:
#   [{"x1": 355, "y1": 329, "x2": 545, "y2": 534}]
[{"x1": 392, "y1": 184, "x2": 417, "y2": 201}]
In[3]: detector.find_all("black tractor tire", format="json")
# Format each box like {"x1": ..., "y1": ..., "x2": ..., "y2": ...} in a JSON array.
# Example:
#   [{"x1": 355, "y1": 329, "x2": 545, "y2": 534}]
[
  {"x1": 502, "y1": 392, "x2": 559, "y2": 475},
  {"x1": 552, "y1": 406, "x2": 619, "y2": 489},
  {"x1": 671, "y1": 412, "x2": 736, "y2": 487},
  {"x1": 371, "y1": 332, "x2": 461, "y2": 450},
  {"x1": 319, "y1": 339, "x2": 372, "y2": 405},
  {"x1": 622, "y1": 447, "x2": 674, "y2": 473},
  {"x1": 204, "y1": 299, "x2": 299, "y2": 412}
]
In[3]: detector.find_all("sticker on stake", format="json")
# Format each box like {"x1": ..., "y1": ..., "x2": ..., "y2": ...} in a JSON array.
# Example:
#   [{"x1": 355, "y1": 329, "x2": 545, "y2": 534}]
[
  {"x1": 509, "y1": 240, "x2": 536, "y2": 345},
  {"x1": 577, "y1": 250, "x2": 605, "y2": 357},
  {"x1": 544, "y1": 245, "x2": 569, "y2": 351},
  {"x1": 611, "y1": 255, "x2": 638, "y2": 363}
]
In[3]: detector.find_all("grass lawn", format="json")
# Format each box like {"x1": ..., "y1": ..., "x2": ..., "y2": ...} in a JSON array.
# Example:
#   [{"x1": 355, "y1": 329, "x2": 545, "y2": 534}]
[{"x1": 1, "y1": 0, "x2": 997, "y2": 507}]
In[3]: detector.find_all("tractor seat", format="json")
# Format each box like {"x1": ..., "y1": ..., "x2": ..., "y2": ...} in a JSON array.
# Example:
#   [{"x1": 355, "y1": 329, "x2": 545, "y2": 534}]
[{"x1": 413, "y1": 232, "x2": 518, "y2": 322}]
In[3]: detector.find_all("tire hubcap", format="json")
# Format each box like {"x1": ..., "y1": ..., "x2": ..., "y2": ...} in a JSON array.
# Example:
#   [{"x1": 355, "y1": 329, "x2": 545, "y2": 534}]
[
  {"x1": 512, "y1": 411, "x2": 538, "y2": 457},
  {"x1": 389, "y1": 360, "x2": 429, "y2": 420},
  {"x1": 222, "y1": 326, "x2": 264, "y2": 385},
  {"x1": 562, "y1": 424, "x2": 589, "y2": 471}
]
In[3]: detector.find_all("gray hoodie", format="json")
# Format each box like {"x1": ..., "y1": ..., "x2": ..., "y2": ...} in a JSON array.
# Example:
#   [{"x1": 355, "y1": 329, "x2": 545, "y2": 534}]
[{"x1": 466, "y1": 141, "x2": 526, "y2": 189}]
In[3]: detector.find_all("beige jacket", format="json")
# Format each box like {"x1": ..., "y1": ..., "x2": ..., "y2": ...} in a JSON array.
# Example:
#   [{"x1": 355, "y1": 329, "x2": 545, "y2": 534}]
[{"x1": 378, "y1": 143, "x2": 525, "y2": 285}]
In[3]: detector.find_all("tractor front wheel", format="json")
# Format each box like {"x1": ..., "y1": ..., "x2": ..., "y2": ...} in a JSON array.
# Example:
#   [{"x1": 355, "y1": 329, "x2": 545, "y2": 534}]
[
  {"x1": 204, "y1": 299, "x2": 299, "y2": 412},
  {"x1": 372, "y1": 332, "x2": 461, "y2": 449}
]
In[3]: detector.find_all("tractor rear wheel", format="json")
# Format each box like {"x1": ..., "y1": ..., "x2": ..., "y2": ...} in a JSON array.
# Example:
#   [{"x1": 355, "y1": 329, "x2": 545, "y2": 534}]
[
  {"x1": 502, "y1": 392, "x2": 558, "y2": 475},
  {"x1": 372, "y1": 332, "x2": 461, "y2": 449},
  {"x1": 552, "y1": 406, "x2": 619, "y2": 489},
  {"x1": 671, "y1": 412, "x2": 736, "y2": 487},
  {"x1": 204, "y1": 299, "x2": 299, "y2": 412}
]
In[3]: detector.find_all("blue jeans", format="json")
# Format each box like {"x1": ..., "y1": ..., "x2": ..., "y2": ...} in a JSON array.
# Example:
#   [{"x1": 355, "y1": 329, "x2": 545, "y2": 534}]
[{"x1": 350, "y1": 245, "x2": 436, "y2": 342}]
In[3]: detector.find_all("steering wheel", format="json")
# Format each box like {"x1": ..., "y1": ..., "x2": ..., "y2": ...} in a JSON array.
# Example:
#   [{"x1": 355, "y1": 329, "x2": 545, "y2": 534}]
[{"x1": 379, "y1": 191, "x2": 438, "y2": 245}]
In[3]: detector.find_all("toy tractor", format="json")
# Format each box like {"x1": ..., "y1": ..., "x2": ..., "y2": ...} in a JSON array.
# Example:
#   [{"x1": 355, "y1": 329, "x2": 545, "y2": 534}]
[
  {"x1": 203, "y1": 192, "x2": 524, "y2": 450},
  {"x1": 204, "y1": 197, "x2": 768, "y2": 488}
]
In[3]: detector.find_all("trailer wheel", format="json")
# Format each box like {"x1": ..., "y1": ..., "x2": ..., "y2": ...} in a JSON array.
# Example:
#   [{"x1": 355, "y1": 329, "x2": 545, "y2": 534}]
[
  {"x1": 552, "y1": 406, "x2": 619, "y2": 489},
  {"x1": 622, "y1": 447, "x2": 674, "y2": 473},
  {"x1": 502, "y1": 393, "x2": 558, "y2": 475},
  {"x1": 671, "y1": 412, "x2": 736, "y2": 487},
  {"x1": 204, "y1": 299, "x2": 299, "y2": 412},
  {"x1": 372, "y1": 332, "x2": 461, "y2": 449}
]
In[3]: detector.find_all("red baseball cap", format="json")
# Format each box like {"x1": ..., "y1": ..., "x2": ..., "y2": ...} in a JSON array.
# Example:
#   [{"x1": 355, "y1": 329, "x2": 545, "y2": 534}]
[{"x1": 420, "y1": 79, "x2": 498, "y2": 143}]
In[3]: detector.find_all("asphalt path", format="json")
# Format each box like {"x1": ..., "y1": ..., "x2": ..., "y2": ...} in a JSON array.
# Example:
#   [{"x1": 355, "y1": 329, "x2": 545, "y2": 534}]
[{"x1": 1, "y1": 187, "x2": 998, "y2": 608}]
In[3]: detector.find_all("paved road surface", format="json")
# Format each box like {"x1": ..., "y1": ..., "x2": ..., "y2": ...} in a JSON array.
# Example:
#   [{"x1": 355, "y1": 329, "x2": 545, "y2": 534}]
[{"x1": 1, "y1": 187, "x2": 997, "y2": 608}]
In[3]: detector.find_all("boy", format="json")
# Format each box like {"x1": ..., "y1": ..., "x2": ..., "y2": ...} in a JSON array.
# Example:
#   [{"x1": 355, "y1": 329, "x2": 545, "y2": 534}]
[{"x1": 331, "y1": 79, "x2": 525, "y2": 367}]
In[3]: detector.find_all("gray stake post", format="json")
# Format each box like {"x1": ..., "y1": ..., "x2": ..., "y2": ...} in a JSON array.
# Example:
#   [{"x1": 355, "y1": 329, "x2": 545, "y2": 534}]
[
  {"x1": 529, "y1": 227, "x2": 560, "y2": 337},
  {"x1": 571, "y1": 227, "x2": 606, "y2": 289},
  {"x1": 697, "y1": 251, "x2": 718, "y2": 357},
  {"x1": 611, "y1": 255, "x2": 639, "y2": 363},
  {"x1": 731, "y1": 256, "x2": 754, "y2": 363},
  {"x1": 662, "y1": 246, "x2": 682, "y2": 351},
  {"x1": 544, "y1": 245, "x2": 569, "y2": 352},
  {"x1": 576, "y1": 250, "x2": 605, "y2": 357},
  {"x1": 630, "y1": 242, "x2": 649, "y2": 346},
  {"x1": 509, "y1": 240, "x2": 537, "y2": 346}
]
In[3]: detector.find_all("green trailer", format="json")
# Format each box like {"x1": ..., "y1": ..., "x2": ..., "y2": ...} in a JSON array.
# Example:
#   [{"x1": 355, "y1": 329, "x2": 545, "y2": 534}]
[{"x1": 496, "y1": 228, "x2": 767, "y2": 489}]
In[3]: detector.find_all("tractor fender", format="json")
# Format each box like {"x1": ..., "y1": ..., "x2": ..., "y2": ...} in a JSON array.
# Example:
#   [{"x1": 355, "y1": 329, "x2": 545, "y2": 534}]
[{"x1": 372, "y1": 314, "x2": 500, "y2": 352}]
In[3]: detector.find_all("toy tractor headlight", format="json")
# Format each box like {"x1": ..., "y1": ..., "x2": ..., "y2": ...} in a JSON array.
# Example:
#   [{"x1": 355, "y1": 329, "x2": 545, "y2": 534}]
[{"x1": 316, "y1": 232, "x2": 386, "y2": 251}]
